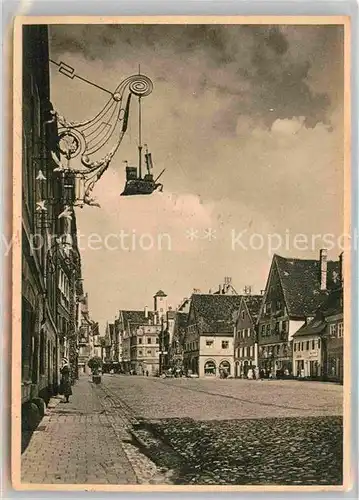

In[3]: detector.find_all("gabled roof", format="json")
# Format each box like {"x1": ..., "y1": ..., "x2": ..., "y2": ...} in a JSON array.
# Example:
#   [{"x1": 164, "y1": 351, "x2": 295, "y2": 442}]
[
  {"x1": 243, "y1": 295, "x2": 263, "y2": 322},
  {"x1": 293, "y1": 318, "x2": 326, "y2": 338},
  {"x1": 120, "y1": 310, "x2": 155, "y2": 330},
  {"x1": 173, "y1": 312, "x2": 188, "y2": 334},
  {"x1": 190, "y1": 294, "x2": 243, "y2": 335},
  {"x1": 273, "y1": 254, "x2": 340, "y2": 317},
  {"x1": 293, "y1": 287, "x2": 343, "y2": 338},
  {"x1": 154, "y1": 290, "x2": 167, "y2": 297}
]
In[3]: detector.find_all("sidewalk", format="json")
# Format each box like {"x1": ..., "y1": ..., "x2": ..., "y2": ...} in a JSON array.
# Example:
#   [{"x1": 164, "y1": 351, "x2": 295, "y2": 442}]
[{"x1": 21, "y1": 376, "x2": 138, "y2": 485}]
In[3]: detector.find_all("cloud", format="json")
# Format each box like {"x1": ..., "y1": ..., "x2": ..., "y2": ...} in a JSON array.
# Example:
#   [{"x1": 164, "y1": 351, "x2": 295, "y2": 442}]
[
  {"x1": 48, "y1": 23, "x2": 344, "y2": 329},
  {"x1": 49, "y1": 24, "x2": 343, "y2": 131}
]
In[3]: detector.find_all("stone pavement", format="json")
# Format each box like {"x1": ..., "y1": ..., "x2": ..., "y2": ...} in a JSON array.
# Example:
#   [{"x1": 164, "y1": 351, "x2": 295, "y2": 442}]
[{"x1": 21, "y1": 375, "x2": 168, "y2": 485}]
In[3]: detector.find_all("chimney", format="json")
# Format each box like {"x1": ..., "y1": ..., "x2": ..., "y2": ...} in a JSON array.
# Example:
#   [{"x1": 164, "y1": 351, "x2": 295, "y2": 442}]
[
  {"x1": 144, "y1": 305, "x2": 148, "y2": 319},
  {"x1": 320, "y1": 249, "x2": 328, "y2": 291},
  {"x1": 218, "y1": 284, "x2": 222, "y2": 294}
]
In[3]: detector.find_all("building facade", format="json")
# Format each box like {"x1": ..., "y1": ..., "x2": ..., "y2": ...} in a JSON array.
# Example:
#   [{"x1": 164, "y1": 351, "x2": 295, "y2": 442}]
[
  {"x1": 169, "y1": 311, "x2": 188, "y2": 374},
  {"x1": 21, "y1": 26, "x2": 87, "y2": 434},
  {"x1": 293, "y1": 320, "x2": 325, "y2": 377},
  {"x1": 257, "y1": 250, "x2": 340, "y2": 377},
  {"x1": 293, "y1": 281, "x2": 344, "y2": 381},
  {"x1": 234, "y1": 295, "x2": 263, "y2": 378},
  {"x1": 184, "y1": 293, "x2": 242, "y2": 377}
]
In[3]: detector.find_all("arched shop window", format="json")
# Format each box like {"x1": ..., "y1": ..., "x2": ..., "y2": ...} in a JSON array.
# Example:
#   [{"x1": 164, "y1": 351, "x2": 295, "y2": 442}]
[{"x1": 204, "y1": 360, "x2": 216, "y2": 376}]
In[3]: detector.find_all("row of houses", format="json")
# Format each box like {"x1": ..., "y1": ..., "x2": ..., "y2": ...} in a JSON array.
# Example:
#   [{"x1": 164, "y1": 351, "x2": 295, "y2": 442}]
[
  {"x1": 103, "y1": 291, "x2": 167, "y2": 375},
  {"x1": 21, "y1": 25, "x2": 97, "y2": 428},
  {"x1": 170, "y1": 249, "x2": 343, "y2": 382},
  {"x1": 105, "y1": 249, "x2": 344, "y2": 383}
]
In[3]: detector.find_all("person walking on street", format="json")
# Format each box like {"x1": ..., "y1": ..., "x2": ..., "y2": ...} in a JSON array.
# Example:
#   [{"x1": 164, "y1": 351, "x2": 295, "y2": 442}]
[
  {"x1": 60, "y1": 360, "x2": 72, "y2": 403},
  {"x1": 254, "y1": 366, "x2": 260, "y2": 380}
]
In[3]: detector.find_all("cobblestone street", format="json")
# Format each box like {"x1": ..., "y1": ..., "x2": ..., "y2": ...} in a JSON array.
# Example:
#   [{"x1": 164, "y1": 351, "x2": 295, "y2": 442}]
[{"x1": 21, "y1": 374, "x2": 343, "y2": 486}]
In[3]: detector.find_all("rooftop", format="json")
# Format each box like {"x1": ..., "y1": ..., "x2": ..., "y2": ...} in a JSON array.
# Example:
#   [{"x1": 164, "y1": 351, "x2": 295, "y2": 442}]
[
  {"x1": 274, "y1": 254, "x2": 340, "y2": 317},
  {"x1": 190, "y1": 294, "x2": 243, "y2": 335}
]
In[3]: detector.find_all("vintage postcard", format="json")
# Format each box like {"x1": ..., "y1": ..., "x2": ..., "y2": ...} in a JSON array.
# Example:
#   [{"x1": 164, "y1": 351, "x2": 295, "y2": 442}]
[{"x1": 12, "y1": 16, "x2": 351, "y2": 491}]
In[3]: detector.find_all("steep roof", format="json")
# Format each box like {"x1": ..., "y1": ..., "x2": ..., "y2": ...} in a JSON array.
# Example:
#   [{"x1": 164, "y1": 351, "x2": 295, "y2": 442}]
[
  {"x1": 190, "y1": 294, "x2": 243, "y2": 335},
  {"x1": 293, "y1": 287, "x2": 343, "y2": 338},
  {"x1": 173, "y1": 312, "x2": 188, "y2": 334},
  {"x1": 121, "y1": 310, "x2": 155, "y2": 328},
  {"x1": 274, "y1": 254, "x2": 340, "y2": 317},
  {"x1": 320, "y1": 287, "x2": 343, "y2": 317},
  {"x1": 154, "y1": 290, "x2": 167, "y2": 297},
  {"x1": 293, "y1": 318, "x2": 327, "y2": 337},
  {"x1": 243, "y1": 295, "x2": 263, "y2": 322}
]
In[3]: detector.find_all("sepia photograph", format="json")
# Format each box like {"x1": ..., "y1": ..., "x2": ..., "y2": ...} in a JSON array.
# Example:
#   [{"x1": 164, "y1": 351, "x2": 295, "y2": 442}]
[{"x1": 12, "y1": 17, "x2": 350, "y2": 490}]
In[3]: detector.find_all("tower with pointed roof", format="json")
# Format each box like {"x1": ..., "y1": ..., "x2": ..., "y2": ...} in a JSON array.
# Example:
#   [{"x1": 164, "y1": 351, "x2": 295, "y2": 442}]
[{"x1": 154, "y1": 290, "x2": 168, "y2": 322}]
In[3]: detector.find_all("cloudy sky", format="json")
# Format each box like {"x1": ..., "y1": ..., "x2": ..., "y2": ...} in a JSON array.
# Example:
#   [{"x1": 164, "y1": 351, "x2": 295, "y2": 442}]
[{"x1": 49, "y1": 23, "x2": 344, "y2": 330}]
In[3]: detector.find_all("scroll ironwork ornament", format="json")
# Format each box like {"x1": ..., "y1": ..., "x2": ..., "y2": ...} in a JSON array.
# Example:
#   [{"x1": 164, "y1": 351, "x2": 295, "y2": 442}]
[{"x1": 49, "y1": 68, "x2": 153, "y2": 208}]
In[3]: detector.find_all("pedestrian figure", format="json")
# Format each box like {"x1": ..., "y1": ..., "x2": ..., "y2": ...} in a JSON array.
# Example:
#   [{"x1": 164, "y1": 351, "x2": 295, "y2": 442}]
[
  {"x1": 60, "y1": 361, "x2": 72, "y2": 403},
  {"x1": 146, "y1": 370, "x2": 149, "y2": 377},
  {"x1": 247, "y1": 368, "x2": 254, "y2": 380},
  {"x1": 254, "y1": 366, "x2": 260, "y2": 380}
]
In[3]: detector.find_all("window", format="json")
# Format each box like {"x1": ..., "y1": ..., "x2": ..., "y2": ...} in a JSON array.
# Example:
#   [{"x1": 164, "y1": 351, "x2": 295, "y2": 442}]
[
  {"x1": 306, "y1": 341, "x2": 310, "y2": 350},
  {"x1": 241, "y1": 310, "x2": 245, "y2": 319},
  {"x1": 147, "y1": 338, "x2": 152, "y2": 344},
  {"x1": 138, "y1": 338, "x2": 142, "y2": 344},
  {"x1": 294, "y1": 343, "x2": 297, "y2": 352},
  {"x1": 147, "y1": 349, "x2": 152, "y2": 355},
  {"x1": 276, "y1": 345, "x2": 280, "y2": 355},
  {"x1": 301, "y1": 342, "x2": 304, "y2": 351},
  {"x1": 156, "y1": 337, "x2": 159, "y2": 344},
  {"x1": 329, "y1": 324, "x2": 337, "y2": 337},
  {"x1": 222, "y1": 340, "x2": 229, "y2": 349},
  {"x1": 337, "y1": 322, "x2": 344, "y2": 338},
  {"x1": 312, "y1": 340, "x2": 315, "y2": 350},
  {"x1": 266, "y1": 324, "x2": 270, "y2": 336},
  {"x1": 204, "y1": 360, "x2": 216, "y2": 376},
  {"x1": 247, "y1": 328, "x2": 251, "y2": 337},
  {"x1": 282, "y1": 321, "x2": 288, "y2": 333},
  {"x1": 219, "y1": 360, "x2": 231, "y2": 375},
  {"x1": 206, "y1": 340, "x2": 214, "y2": 347},
  {"x1": 138, "y1": 350, "x2": 143, "y2": 356},
  {"x1": 239, "y1": 347, "x2": 243, "y2": 357},
  {"x1": 260, "y1": 325, "x2": 265, "y2": 336},
  {"x1": 318, "y1": 339, "x2": 321, "y2": 349},
  {"x1": 276, "y1": 300, "x2": 282, "y2": 311}
]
